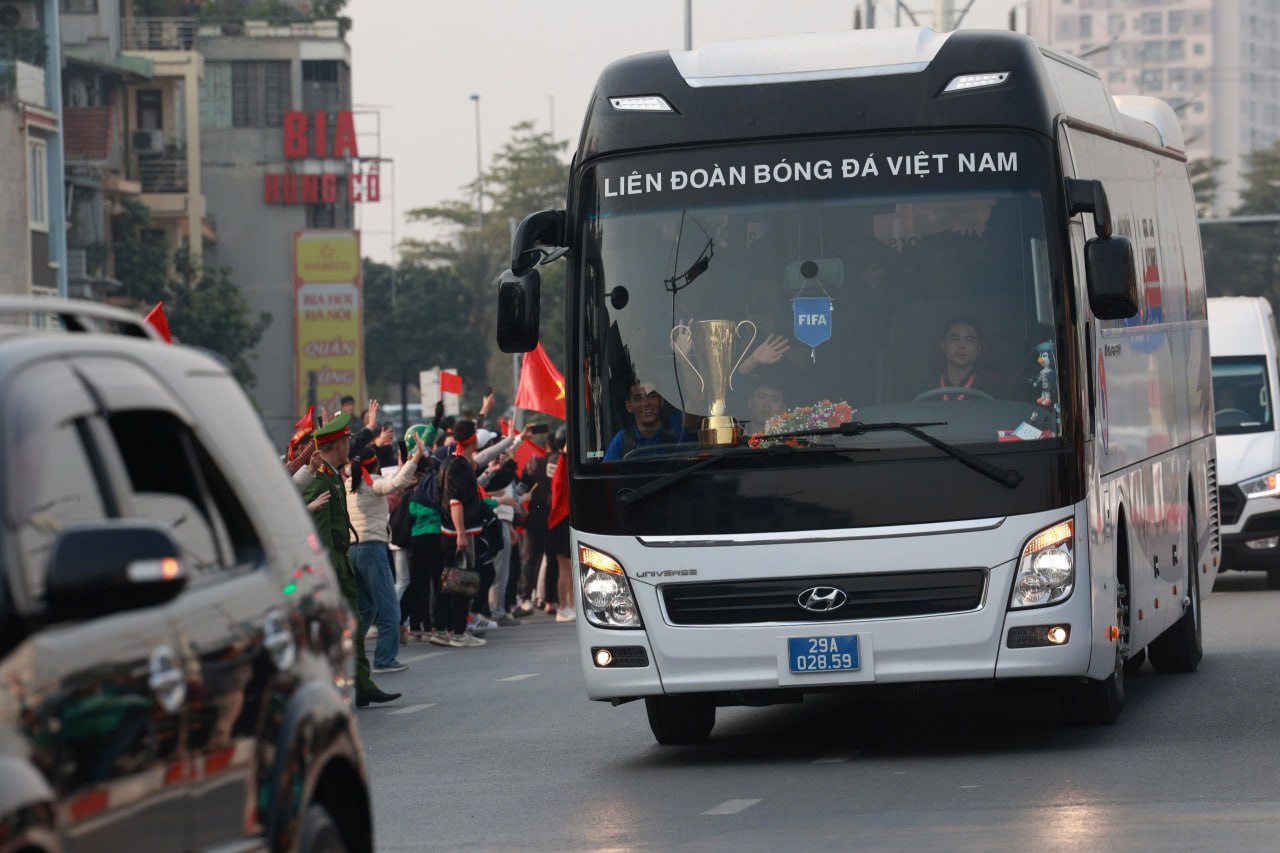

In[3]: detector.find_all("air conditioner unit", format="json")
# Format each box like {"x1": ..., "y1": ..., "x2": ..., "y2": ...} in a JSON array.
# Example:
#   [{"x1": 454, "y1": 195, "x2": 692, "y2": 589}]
[
  {"x1": 0, "y1": 1, "x2": 38, "y2": 31},
  {"x1": 133, "y1": 129, "x2": 166, "y2": 156}
]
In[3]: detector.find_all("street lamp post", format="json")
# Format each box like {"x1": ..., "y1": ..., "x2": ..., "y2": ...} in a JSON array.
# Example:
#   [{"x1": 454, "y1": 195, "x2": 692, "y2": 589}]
[{"x1": 470, "y1": 93, "x2": 483, "y2": 229}]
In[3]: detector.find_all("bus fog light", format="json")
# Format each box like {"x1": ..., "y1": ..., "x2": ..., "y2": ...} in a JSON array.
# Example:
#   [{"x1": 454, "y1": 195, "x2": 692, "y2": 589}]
[
  {"x1": 1007, "y1": 624, "x2": 1071, "y2": 648},
  {"x1": 1245, "y1": 536, "x2": 1279, "y2": 550},
  {"x1": 1011, "y1": 519, "x2": 1075, "y2": 609},
  {"x1": 594, "y1": 649, "x2": 614, "y2": 667},
  {"x1": 1046, "y1": 625, "x2": 1069, "y2": 644}
]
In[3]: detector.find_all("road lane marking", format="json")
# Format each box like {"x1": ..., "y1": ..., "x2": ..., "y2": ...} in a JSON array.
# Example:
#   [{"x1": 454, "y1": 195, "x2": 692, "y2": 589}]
[
  {"x1": 702, "y1": 799, "x2": 762, "y2": 816},
  {"x1": 496, "y1": 673, "x2": 540, "y2": 682},
  {"x1": 813, "y1": 751, "x2": 860, "y2": 764},
  {"x1": 401, "y1": 652, "x2": 447, "y2": 664},
  {"x1": 960, "y1": 785, "x2": 981, "y2": 789},
  {"x1": 387, "y1": 703, "x2": 436, "y2": 716}
]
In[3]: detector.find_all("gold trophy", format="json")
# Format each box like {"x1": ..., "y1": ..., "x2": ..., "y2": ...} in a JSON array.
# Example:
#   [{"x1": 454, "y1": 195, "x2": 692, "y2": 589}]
[{"x1": 670, "y1": 319, "x2": 758, "y2": 445}]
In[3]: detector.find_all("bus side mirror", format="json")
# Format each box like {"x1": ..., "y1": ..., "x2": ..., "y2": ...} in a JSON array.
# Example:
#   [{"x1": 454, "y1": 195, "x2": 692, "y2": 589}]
[
  {"x1": 511, "y1": 209, "x2": 567, "y2": 276},
  {"x1": 1085, "y1": 235, "x2": 1139, "y2": 320},
  {"x1": 1066, "y1": 178, "x2": 1112, "y2": 238},
  {"x1": 496, "y1": 269, "x2": 541, "y2": 353}
]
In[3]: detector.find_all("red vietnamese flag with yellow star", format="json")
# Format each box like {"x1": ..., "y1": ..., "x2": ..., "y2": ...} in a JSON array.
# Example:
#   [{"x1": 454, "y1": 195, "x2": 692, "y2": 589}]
[{"x1": 515, "y1": 343, "x2": 566, "y2": 420}]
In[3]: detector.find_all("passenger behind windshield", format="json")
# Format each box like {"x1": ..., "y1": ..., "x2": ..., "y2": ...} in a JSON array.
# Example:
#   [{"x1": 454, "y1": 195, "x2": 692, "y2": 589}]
[{"x1": 603, "y1": 376, "x2": 692, "y2": 461}]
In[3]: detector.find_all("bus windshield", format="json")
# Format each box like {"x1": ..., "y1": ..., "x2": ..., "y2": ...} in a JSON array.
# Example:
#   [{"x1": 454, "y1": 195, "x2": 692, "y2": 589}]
[
  {"x1": 577, "y1": 132, "x2": 1066, "y2": 466},
  {"x1": 1212, "y1": 356, "x2": 1274, "y2": 435}
]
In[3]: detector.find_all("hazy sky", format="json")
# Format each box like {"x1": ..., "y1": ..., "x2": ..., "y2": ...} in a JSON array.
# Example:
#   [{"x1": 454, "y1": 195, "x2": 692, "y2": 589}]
[{"x1": 347, "y1": 0, "x2": 1024, "y2": 261}]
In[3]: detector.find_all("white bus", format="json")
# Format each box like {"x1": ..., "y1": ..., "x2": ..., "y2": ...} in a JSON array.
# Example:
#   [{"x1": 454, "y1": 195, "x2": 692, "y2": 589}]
[{"x1": 498, "y1": 28, "x2": 1217, "y2": 743}]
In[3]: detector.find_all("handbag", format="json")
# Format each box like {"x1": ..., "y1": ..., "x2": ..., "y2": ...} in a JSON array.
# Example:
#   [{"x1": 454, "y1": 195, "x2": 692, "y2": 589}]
[{"x1": 440, "y1": 548, "x2": 480, "y2": 596}]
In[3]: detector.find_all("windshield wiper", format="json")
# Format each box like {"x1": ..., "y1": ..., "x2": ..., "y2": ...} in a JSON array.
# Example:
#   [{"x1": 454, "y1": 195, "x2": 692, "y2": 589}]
[
  {"x1": 616, "y1": 441, "x2": 874, "y2": 509},
  {"x1": 764, "y1": 420, "x2": 1023, "y2": 489}
]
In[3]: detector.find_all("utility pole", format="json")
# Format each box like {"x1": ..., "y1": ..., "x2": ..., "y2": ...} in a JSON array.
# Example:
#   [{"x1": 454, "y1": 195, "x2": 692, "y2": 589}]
[{"x1": 470, "y1": 93, "x2": 483, "y2": 229}]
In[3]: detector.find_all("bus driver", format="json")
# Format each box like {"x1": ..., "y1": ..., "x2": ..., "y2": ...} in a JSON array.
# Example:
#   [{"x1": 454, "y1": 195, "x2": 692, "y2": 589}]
[
  {"x1": 925, "y1": 318, "x2": 1004, "y2": 401},
  {"x1": 603, "y1": 379, "x2": 690, "y2": 461}
]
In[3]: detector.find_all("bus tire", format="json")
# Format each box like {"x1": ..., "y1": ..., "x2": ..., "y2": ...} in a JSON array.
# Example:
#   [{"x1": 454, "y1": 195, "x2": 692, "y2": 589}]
[
  {"x1": 1148, "y1": 510, "x2": 1203, "y2": 673},
  {"x1": 1267, "y1": 570, "x2": 1280, "y2": 590},
  {"x1": 1065, "y1": 538, "x2": 1128, "y2": 725},
  {"x1": 645, "y1": 696, "x2": 715, "y2": 745},
  {"x1": 1123, "y1": 647, "x2": 1146, "y2": 675}
]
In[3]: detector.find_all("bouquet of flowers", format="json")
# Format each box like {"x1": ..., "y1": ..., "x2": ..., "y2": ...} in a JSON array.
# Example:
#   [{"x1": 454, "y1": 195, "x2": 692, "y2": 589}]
[{"x1": 763, "y1": 400, "x2": 856, "y2": 435}]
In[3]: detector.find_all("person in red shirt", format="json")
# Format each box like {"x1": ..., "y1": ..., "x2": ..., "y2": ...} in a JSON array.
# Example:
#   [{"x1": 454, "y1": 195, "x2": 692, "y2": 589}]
[{"x1": 547, "y1": 428, "x2": 574, "y2": 622}]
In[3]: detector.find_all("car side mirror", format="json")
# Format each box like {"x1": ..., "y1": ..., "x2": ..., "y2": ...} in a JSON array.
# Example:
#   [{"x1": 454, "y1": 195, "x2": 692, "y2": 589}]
[
  {"x1": 1085, "y1": 235, "x2": 1139, "y2": 320},
  {"x1": 496, "y1": 269, "x2": 541, "y2": 353},
  {"x1": 44, "y1": 522, "x2": 187, "y2": 623},
  {"x1": 510, "y1": 209, "x2": 567, "y2": 276},
  {"x1": 1066, "y1": 177, "x2": 1112, "y2": 238}
]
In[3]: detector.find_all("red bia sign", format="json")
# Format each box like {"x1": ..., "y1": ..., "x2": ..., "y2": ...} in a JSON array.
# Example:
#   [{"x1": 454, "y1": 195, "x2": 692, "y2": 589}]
[{"x1": 263, "y1": 111, "x2": 380, "y2": 205}]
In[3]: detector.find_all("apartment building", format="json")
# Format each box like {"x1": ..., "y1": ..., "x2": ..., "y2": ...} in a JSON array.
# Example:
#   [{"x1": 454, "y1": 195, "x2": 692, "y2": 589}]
[
  {"x1": 1029, "y1": 0, "x2": 1280, "y2": 214},
  {"x1": 0, "y1": 0, "x2": 66, "y2": 297}
]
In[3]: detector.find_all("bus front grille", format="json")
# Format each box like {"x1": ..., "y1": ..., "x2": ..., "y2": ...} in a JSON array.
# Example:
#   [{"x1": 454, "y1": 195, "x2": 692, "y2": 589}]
[{"x1": 661, "y1": 569, "x2": 988, "y2": 626}]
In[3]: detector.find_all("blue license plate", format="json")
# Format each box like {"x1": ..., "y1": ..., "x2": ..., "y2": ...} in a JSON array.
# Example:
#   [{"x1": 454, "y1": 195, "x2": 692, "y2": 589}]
[{"x1": 788, "y1": 635, "x2": 860, "y2": 674}]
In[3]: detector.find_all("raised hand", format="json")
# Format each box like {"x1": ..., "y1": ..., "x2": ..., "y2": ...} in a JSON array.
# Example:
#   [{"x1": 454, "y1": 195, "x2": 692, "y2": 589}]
[
  {"x1": 365, "y1": 399, "x2": 380, "y2": 430},
  {"x1": 740, "y1": 334, "x2": 791, "y2": 374},
  {"x1": 672, "y1": 317, "x2": 694, "y2": 357},
  {"x1": 306, "y1": 491, "x2": 331, "y2": 512}
]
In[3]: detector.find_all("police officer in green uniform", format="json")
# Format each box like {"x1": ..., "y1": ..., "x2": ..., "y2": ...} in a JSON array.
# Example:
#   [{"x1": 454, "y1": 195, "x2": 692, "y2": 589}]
[{"x1": 304, "y1": 412, "x2": 401, "y2": 707}]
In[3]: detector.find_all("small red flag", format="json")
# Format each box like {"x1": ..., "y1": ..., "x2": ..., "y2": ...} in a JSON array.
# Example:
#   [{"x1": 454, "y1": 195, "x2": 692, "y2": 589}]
[
  {"x1": 513, "y1": 434, "x2": 547, "y2": 474},
  {"x1": 145, "y1": 302, "x2": 172, "y2": 343},
  {"x1": 440, "y1": 371, "x2": 463, "y2": 396},
  {"x1": 515, "y1": 343, "x2": 566, "y2": 420},
  {"x1": 294, "y1": 405, "x2": 315, "y2": 432}
]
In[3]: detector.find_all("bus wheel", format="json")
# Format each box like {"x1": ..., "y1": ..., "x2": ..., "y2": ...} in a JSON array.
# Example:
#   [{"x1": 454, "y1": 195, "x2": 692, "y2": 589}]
[
  {"x1": 1267, "y1": 570, "x2": 1280, "y2": 590},
  {"x1": 645, "y1": 696, "x2": 715, "y2": 745},
  {"x1": 1065, "y1": 580, "x2": 1127, "y2": 725},
  {"x1": 1148, "y1": 511, "x2": 1203, "y2": 673},
  {"x1": 1123, "y1": 648, "x2": 1146, "y2": 675}
]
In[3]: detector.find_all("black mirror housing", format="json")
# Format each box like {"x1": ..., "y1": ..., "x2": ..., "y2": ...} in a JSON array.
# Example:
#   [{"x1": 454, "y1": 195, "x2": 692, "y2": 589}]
[
  {"x1": 44, "y1": 522, "x2": 187, "y2": 622},
  {"x1": 496, "y1": 269, "x2": 541, "y2": 353},
  {"x1": 510, "y1": 209, "x2": 567, "y2": 276},
  {"x1": 1085, "y1": 235, "x2": 1139, "y2": 320},
  {"x1": 1066, "y1": 177, "x2": 1113, "y2": 238}
]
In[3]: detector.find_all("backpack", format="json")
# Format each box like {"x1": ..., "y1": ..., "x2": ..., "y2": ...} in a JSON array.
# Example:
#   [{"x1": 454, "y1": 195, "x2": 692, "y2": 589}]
[
  {"x1": 410, "y1": 454, "x2": 444, "y2": 513},
  {"x1": 388, "y1": 491, "x2": 413, "y2": 548}
]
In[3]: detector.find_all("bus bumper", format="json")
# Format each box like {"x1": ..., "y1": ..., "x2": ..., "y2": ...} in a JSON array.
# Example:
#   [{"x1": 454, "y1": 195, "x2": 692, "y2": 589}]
[{"x1": 574, "y1": 507, "x2": 1100, "y2": 702}]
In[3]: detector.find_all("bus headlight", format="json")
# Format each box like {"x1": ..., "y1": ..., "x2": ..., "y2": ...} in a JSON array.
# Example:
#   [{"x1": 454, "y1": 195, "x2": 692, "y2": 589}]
[
  {"x1": 1010, "y1": 519, "x2": 1074, "y2": 609},
  {"x1": 1240, "y1": 469, "x2": 1280, "y2": 499},
  {"x1": 578, "y1": 545, "x2": 643, "y2": 629}
]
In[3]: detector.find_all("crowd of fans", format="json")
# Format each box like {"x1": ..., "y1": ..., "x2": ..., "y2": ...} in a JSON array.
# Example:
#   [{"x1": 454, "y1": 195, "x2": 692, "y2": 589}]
[{"x1": 285, "y1": 392, "x2": 571, "y2": 707}]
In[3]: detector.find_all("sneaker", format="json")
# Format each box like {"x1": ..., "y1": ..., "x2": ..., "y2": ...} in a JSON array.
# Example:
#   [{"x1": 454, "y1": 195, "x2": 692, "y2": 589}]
[
  {"x1": 373, "y1": 661, "x2": 410, "y2": 674},
  {"x1": 428, "y1": 630, "x2": 452, "y2": 647},
  {"x1": 400, "y1": 626, "x2": 412, "y2": 645},
  {"x1": 543, "y1": 603, "x2": 558, "y2": 614},
  {"x1": 555, "y1": 607, "x2": 577, "y2": 623},
  {"x1": 472, "y1": 615, "x2": 499, "y2": 632},
  {"x1": 516, "y1": 599, "x2": 535, "y2": 614},
  {"x1": 366, "y1": 625, "x2": 378, "y2": 639},
  {"x1": 449, "y1": 632, "x2": 487, "y2": 648},
  {"x1": 511, "y1": 607, "x2": 533, "y2": 619},
  {"x1": 495, "y1": 614, "x2": 519, "y2": 627}
]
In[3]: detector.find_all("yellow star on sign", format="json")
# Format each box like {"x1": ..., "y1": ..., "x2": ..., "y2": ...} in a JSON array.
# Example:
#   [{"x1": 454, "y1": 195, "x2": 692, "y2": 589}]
[{"x1": 555, "y1": 378, "x2": 566, "y2": 400}]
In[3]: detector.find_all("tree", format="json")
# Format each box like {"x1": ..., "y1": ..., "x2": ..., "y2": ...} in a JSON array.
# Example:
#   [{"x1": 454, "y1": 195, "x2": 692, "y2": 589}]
[
  {"x1": 113, "y1": 200, "x2": 271, "y2": 387},
  {"x1": 1187, "y1": 156, "x2": 1225, "y2": 218},
  {"x1": 1200, "y1": 142, "x2": 1280, "y2": 302},
  {"x1": 400, "y1": 122, "x2": 570, "y2": 407},
  {"x1": 362, "y1": 259, "x2": 490, "y2": 402}
]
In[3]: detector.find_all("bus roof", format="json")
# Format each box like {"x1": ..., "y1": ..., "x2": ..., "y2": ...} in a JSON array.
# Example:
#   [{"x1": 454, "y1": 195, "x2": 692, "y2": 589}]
[{"x1": 577, "y1": 28, "x2": 1183, "y2": 166}]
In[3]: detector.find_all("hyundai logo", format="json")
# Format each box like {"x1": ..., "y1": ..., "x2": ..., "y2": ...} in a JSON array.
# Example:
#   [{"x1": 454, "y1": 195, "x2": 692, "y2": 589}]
[{"x1": 797, "y1": 586, "x2": 848, "y2": 613}]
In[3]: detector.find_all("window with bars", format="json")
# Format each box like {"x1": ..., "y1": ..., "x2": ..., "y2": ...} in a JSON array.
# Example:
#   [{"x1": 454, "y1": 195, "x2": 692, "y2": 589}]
[
  {"x1": 301, "y1": 60, "x2": 350, "y2": 115},
  {"x1": 200, "y1": 62, "x2": 232, "y2": 129},
  {"x1": 28, "y1": 138, "x2": 48, "y2": 231},
  {"x1": 231, "y1": 61, "x2": 291, "y2": 129}
]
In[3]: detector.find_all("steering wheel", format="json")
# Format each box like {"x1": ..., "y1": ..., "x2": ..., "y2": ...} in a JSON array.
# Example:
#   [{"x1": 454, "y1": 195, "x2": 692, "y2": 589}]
[
  {"x1": 1215, "y1": 408, "x2": 1252, "y2": 420},
  {"x1": 912, "y1": 386, "x2": 995, "y2": 402}
]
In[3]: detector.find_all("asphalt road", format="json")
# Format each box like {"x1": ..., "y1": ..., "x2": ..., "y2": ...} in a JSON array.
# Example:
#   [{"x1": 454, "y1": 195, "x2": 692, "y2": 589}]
[{"x1": 358, "y1": 572, "x2": 1280, "y2": 852}]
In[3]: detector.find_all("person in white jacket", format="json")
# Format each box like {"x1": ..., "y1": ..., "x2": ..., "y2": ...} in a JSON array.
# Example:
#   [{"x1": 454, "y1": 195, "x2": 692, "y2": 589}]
[{"x1": 345, "y1": 443, "x2": 421, "y2": 673}]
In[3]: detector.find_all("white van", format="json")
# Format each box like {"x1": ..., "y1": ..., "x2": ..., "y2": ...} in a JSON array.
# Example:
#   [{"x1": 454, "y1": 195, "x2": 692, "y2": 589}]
[{"x1": 1208, "y1": 296, "x2": 1280, "y2": 588}]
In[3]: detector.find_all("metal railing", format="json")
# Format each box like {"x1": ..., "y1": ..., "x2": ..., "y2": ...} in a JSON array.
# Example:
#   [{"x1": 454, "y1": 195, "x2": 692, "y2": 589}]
[
  {"x1": 137, "y1": 157, "x2": 189, "y2": 194},
  {"x1": 121, "y1": 17, "x2": 199, "y2": 51}
]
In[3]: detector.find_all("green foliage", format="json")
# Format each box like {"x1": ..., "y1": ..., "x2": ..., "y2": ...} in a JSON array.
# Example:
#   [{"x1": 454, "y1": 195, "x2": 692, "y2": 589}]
[
  {"x1": 400, "y1": 121, "x2": 570, "y2": 405},
  {"x1": 1202, "y1": 142, "x2": 1280, "y2": 302},
  {"x1": 0, "y1": 29, "x2": 49, "y2": 67},
  {"x1": 362, "y1": 259, "x2": 490, "y2": 398},
  {"x1": 112, "y1": 200, "x2": 271, "y2": 388},
  {"x1": 1187, "y1": 157, "x2": 1224, "y2": 219}
]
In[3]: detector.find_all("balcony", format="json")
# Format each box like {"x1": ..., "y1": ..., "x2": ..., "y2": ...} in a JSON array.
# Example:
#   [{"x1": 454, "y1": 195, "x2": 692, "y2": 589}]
[
  {"x1": 121, "y1": 17, "x2": 198, "y2": 51},
  {"x1": 0, "y1": 59, "x2": 45, "y2": 107},
  {"x1": 137, "y1": 154, "x2": 188, "y2": 194}
]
